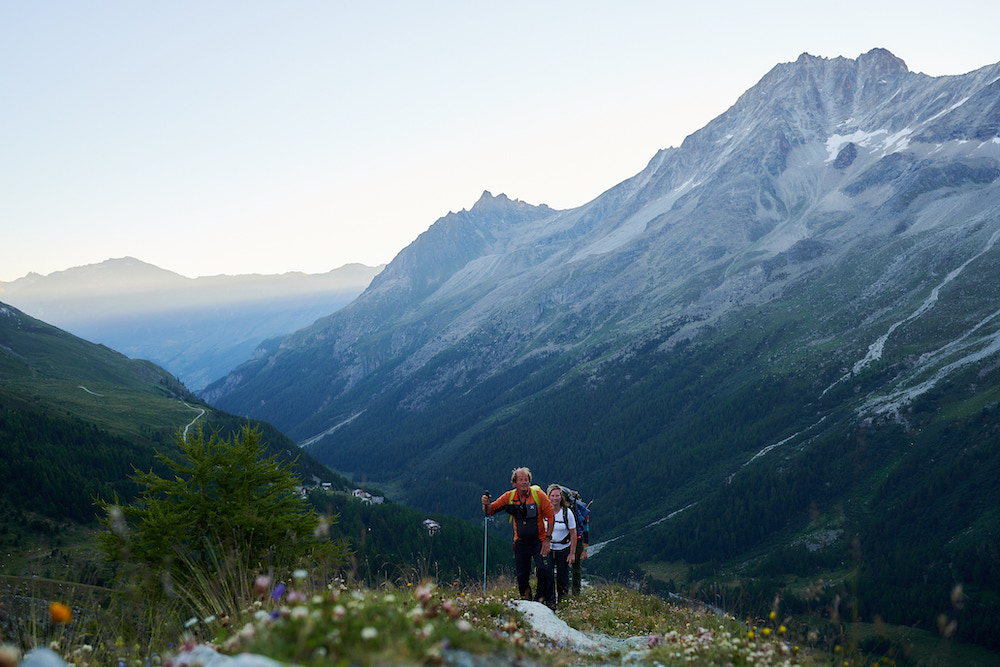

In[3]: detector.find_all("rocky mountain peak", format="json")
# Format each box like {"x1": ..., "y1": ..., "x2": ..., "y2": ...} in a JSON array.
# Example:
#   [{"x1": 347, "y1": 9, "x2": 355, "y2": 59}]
[
  {"x1": 466, "y1": 190, "x2": 554, "y2": 218},
  {"x1": 857, "y1": 46, "x2": 909, "y2": 73},
  {"x1": 206, "y1": 49, "x2": 1000, "y2": 509}
]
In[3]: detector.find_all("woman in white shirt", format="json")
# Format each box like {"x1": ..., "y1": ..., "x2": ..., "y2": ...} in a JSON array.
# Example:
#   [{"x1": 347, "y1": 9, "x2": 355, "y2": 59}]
[{"x1": 546, "y1": 484, "x2": 577, "y2": 603}]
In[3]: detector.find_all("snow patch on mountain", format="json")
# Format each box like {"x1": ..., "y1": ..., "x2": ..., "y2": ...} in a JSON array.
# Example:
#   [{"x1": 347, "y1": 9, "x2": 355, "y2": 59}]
[
  {"x1": 847, "y1": 228, "x2": 1000, "y2": 413},
  {"x1": 824, "y1": 127, "x2": 915, "y2": 162}
]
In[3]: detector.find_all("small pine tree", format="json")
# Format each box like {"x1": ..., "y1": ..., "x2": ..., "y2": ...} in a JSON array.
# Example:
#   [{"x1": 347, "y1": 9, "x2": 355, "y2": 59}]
[{"x1": 98, "y1": 424, "x2": 324, "y2": 600}]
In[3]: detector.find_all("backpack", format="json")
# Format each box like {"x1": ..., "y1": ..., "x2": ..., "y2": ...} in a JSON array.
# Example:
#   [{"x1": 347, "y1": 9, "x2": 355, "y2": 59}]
[
  {"x1": 573, "y1": 496, "x2": 590, "y2": 530},
  {"x1": 559, "y1": 486, "x2": 589, "y2": 538},
  {"x1": 504, "y1": 485, "x2": 544, "y2": 539},
  {"x1": 563, "y1": 488, "x2": 590, "y2": 543},
  {"x1": 506, "y1": 485, "x2": 542, "y2": 508}
]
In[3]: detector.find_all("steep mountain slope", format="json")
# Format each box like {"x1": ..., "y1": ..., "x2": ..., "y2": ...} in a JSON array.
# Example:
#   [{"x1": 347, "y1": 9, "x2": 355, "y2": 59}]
[
  {"x1": 203, "y1": 50, "x2": 1000, "y2": 647},
  {"x1": 0, "y1": 301, "x2": 339, "y2": 532},
  {"x1": 0, "y1": 258, "x2": 382, "y2": 389}
]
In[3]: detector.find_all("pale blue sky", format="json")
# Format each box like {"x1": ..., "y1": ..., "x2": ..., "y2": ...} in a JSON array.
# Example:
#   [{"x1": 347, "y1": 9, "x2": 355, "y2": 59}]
[{"x1": 2, "y1": 1, "x2": 997, "y2": 282}]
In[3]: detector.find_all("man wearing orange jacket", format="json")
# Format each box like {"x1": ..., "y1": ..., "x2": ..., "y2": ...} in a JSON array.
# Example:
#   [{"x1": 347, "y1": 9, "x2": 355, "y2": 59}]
[{"x1": 482, "y1": 467, "x2": 556, "y2": 606}]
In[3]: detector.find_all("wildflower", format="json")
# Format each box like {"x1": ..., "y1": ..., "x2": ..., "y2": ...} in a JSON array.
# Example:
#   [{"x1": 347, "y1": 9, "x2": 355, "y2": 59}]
[
  {"x1": 778, "y1": 625, "x2": 787, "y2": 635},
  {"x1": 108, "y1": 505, "x2": 128, "y2": 537},
  {"x1": 238, "y1": 623, "x2": 255, "y2": 641},
  {"x1": 455, "y1": 619, "x2": 472, "y2": 632},
  {"x1": 49, "y1": 602, "x2": 73, "y2": 624},
  {"x1": 290, "y1": 606, "x2": 309, "y2": 620},
  {"x1": 0, "y1": 643, "x2": 21, "y2": 667},
  {"x1": 769, "y1": 611, "x2": 777, "y2": 621},
  {"x1": 361, "y1": 627, "x2": 378, "y2": 640},
  {"x1": 254, "y1": 575, "x2": 272, "y2": 595},
  {"x1": 271, "y1": 583, "x2": 286, "y2": 601},
  {"x1": 415, "y1": 583, "x2": 435, "y2": 604},
  {"x1": 293, "y1": 569, "x2": 308, "y2": 580},
  {"x1": 333, "y1": 604, "x2": 346, "y2": 619},
  {"x1": 184, "y1": 618, "x2": 198, "y2": 628},
  {"x1": 951, "y1": 584, "x2": 964, "y2": 610}
]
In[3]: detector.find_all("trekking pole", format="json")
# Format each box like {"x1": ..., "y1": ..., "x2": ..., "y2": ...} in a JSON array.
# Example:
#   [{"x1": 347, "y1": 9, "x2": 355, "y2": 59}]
[{"x1": 482, "y1": 491, "x2": 491, "y2": 593}]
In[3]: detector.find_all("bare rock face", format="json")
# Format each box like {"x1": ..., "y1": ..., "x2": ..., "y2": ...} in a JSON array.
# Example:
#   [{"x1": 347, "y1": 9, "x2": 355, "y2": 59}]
[{"x1": 204, "y1": 51, "x2": 1000, "y2": 524}]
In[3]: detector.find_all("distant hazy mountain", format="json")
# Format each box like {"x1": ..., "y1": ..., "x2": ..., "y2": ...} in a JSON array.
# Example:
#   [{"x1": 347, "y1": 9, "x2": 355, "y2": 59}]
[
  {"x1": 201, "y1": 49, "x2": 1000, "y2": 647},
  {"x1": 0, "y1": 257, "x2": 383, "y2": 389}
]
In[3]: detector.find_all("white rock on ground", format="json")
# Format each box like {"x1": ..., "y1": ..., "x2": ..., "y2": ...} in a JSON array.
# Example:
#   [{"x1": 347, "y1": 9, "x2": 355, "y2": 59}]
[{"x1": 509, "y1": 600, "x2": 648, "y2": 655}]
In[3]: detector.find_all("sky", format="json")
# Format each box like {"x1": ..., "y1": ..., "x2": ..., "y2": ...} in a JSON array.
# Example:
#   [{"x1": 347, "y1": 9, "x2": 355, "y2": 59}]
[{"x1": 2, "y1": 1, "x2": 999, "y2": 283}]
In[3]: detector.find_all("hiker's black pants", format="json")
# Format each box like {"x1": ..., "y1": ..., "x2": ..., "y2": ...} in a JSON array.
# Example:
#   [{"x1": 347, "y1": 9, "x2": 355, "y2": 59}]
[
  {"x1": 551, "y1": 546, "x2": 572, "y2": 600},
  {"x1": 514, "y1": 539, "x2": 552, "y2": 604}
]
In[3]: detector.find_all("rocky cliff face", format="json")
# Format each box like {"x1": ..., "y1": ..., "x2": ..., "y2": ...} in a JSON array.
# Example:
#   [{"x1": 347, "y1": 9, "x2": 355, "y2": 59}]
[{"x1": 205, "y1": 49, "x2": 1000, "y2": 444}]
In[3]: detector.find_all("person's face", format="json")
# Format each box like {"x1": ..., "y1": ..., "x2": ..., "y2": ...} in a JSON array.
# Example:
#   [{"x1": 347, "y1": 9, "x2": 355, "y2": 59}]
[
  {"x1": 548, "y1": 488, "x2": 561, "y2": 506},
  {"x1": 514, "y1": 471, "x2": 530, "y2": 493}
]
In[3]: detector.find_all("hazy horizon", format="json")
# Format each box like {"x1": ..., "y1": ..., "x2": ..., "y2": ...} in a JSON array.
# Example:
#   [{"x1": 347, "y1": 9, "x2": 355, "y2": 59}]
[{"x1": 4, "y1": 1, "x2": 998, "y2": 283}]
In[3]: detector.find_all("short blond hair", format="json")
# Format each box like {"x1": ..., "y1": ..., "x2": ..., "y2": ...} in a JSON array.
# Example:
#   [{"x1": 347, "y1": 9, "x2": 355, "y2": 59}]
[{"x1": 510, "y1": 467, "x2": 532, "y2": 485}]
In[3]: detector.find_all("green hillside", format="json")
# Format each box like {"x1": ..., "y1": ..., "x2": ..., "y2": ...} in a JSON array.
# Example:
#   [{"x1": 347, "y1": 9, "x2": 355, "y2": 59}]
[{"x1": 0, "y1": 301, "x2": 341, "y2": 540}]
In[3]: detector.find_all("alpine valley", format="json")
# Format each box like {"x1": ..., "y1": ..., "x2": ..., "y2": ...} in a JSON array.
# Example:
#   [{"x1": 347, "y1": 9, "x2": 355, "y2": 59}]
[
  {"x1": 0, "y1": 300, "x2": 496, "y2": 591},
  {"x1": 0, "y1": 258, "x2": 382, "y2": 391},
  {"x1": 202, "y1": 49, "x2": 1000, "y2": 651}
]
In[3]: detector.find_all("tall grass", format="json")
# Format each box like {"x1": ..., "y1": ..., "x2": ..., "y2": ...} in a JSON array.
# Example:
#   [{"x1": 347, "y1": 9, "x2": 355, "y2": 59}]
[
  {"x1": 4, "y1": 537, "x2": 986, "y2": 666},
  {"x1": 4, "y1": 559, "x2": 870, "y2": 667}
]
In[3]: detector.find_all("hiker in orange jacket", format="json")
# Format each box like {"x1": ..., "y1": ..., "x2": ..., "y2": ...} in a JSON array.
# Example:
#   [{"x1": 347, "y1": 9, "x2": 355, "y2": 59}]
[{"x1": 482, "y1": 467, "x2": 556, "y2": 606}]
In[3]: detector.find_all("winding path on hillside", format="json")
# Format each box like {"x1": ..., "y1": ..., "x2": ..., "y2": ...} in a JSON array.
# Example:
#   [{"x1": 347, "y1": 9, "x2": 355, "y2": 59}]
[{"x1": 181, "y1": 401, "x2": 206, "y2": 440}]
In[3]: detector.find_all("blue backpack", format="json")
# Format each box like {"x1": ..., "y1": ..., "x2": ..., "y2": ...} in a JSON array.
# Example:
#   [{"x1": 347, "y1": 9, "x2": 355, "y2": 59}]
[
  {"x1": 573, "y1": 496, "x2": 590, "y2": 531},
  {"x1": 560, "y1": 486, "x2": 590, "y2": 537}
]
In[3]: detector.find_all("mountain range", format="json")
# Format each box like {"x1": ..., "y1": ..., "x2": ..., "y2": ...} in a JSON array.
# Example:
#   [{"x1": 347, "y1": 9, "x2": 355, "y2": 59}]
[
  {"x1": 0, "y1": 257, "x2": 382, "y2": 390},
  {"x1": 202, "y1": 49, "x2": 1000, "y2": 649}
]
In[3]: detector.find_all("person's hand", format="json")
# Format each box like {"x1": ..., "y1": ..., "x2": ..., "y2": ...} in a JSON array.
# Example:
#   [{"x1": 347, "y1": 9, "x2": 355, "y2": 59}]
[
  {"x1": 567, "y1": 551, "x2": 576, "y2": 565},
  {"x1": 541, "y1": 540, "x2": 551, "y2": 557},
  {"x1": 481, "y1": 493, "x2": 491, "y2": 513},
  {"x1": 581, "y1": 548, "x2": 588, "y2": 561}
]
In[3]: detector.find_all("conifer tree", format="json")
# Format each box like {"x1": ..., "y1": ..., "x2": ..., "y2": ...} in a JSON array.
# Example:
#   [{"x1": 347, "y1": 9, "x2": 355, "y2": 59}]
[{"x1": 98, "y1": 424, "x2": 324, "y2": 598}]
